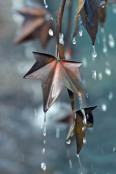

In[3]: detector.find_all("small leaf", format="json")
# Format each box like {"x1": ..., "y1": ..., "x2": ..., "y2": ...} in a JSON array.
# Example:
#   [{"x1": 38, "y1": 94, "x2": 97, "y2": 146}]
[{"x1": 75, "y1": 106, "x2": 97, "y2": 154}]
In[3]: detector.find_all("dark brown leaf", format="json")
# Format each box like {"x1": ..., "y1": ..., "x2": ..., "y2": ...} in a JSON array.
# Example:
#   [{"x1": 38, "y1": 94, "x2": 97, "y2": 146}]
[
  {"x1": 75, "y1": 106, "x2": 97, "y2": 153},
  {"x1": 66, "y1": 106, "x2": 97, "y2": 154},
  {"x1": 24, "y1": 52, "x2": 82, "y2": 112}
]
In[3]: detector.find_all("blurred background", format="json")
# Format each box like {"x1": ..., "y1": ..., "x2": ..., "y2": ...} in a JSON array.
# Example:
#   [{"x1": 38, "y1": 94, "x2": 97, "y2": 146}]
[{"x1": 0, "y1": 0, "x2": 116, "y2": 174}]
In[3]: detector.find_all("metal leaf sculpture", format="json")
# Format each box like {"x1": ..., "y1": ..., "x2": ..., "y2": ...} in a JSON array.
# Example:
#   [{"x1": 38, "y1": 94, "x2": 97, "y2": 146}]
[
  {"x1": 14, "y1": 4, "x2": 55, "y2": 48},
  {"x1": 24, "y1": 52, "x2": 82, "y2": 112},
  {"x1": 66, "y1": 106, "x2": 97, "y2": 154}
]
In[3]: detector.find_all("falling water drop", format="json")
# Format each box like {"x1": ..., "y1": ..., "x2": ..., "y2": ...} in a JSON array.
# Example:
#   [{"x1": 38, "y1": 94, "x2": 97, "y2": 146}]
[
  {"x1": 43, "y1": 0, "x2": 48, "y2": 8},
  {"x1": 42, "y1": 148, "x2": 46, "y2": 154},
  {"x1": 41, "y1": 162, "x2": 47, "y2": 171},
  {"x1": 82, "y1": 126, "x2": 85, "y2": 131},
  {"x1": 77, "y1": 154, "x2": 83, "y2": 174},
  {"x1": 98, "y1": 72, "x2": 103, "y2": 80},
  {"x1": 92, "y1": 70, "x2": 97, "y2": 80},
  {"x1": 101, "y1": 28, "x2": 108, "y2": 54},
  {"x1": 108, "y1": 34, "x2": 115, "y2": 48},
  {"x1": 112, "y1": 4, "x2": 116, "y2": 14},
  {"x1": 79, "y1": 29, "x2": 83, "y2": 37},
  {"x1": 101, "y1": 104, "x2": 107, "y2": 112},
  {"x1": 105, "y1": 68, "x2": 111, "y2": 76},
  {"x1": 83, "y1": 137, "x2": 87, "y2": 144},
  {"x1": 72, "y1": 37, "x2": 76, "y2": 45},
  {"x1": 92, "y1": 45, "x2": 97, "y2": 58},
  {"x1": 66, "y1": 139, "x2": 71, "y2": 145},
  {"x1": 113, "y1": 147, "x2": 116, "y2": 152},
  {"x1": 49, "y1": 29, "x2": 54, "y2": 36},
  {"x1": 43, "y1": 113, "x2": 47, "y2": 137},
  {"x1": 69, "y1": 159, "x2": 73, "y2": 169},
  {"x1": 108, "y1": 91, "x2": 113, "y2": 101},
  {"x1": 59, "y1": 33, "x2": 64, "y2": 45},
  {"x1": 56, "y1": 127, "x2": 60, "y2": 138}
]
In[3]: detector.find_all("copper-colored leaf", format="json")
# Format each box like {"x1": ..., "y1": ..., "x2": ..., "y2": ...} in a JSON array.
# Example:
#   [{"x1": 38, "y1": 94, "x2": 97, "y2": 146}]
[
  {"x1": 14, "y1": 4, "x2": 55, "y2": 48},
  {"x1": 75, "y1": 106, "x2": 97, "y2": 153},
  {"x1": 66, "y1": 106, "x2": 97, "y2": 153},
  {"x1": 24, "y1": 52, "x2": 82, "y2": 112},
  {"x1": 80, "y1": 0, "x2": 99, "y2": 45}
]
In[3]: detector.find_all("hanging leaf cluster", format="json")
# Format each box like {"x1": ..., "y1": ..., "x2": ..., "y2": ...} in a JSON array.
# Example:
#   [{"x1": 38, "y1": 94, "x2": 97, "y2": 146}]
[{"x1": 14, "y1": 0, "x2": 115, "y2": 154}]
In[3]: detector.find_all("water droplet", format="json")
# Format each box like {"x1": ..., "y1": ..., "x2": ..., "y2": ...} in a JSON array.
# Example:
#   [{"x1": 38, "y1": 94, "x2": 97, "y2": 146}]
[
  {"x1": 113, "y1": 4, "x2": 116, "y2": 14},
  {"x1": 105, "y1": 68, "x2": 111, "y2": 76},
  {"x1": 41, "y1": 162, "x2": 46, "y2": 171},
  {"x1": 98, "y1": 72, "x2": 103, "y2": 80},
  {"x1": 59, "y1": 33, "x2": 64, "y2": 45},
  {"x1": 72, "y1": 37, "x2": 76, "y2": 45},
  {"x1": 56, "y1": 127, "x2": 60, "y2": 138},
  {"x1": 49, "y1": 29, "x2": 54, "y2": 36},
  {"x1": 81, "y1": 109, "x2": 87, "y2": 125},
  {"x1": 42, "y1": 148, "x2": 46, "y2": 154},
  {"x1": 43, "y1": 140, "x2": 46, "y2": 144},
  {"x1": 108, "y1": 92, "x2": 113, "y2": 101},
  {"x1": 108, "y1": 34, "x2": 115, "y2": 48},
  {"x1": 79, "y1": 30, "x2": 83, "y2": 37},
  {"x1": 66, "y1": 139, "x2": 71, "y2": 145},
  {"x1": 82, "y1": 126, "x2": 85, "y2": 131},
  {"x1": 69, "y1": 159, "x2": 72, "y2": 169},
  {"x1": 82, "y1": 58, "x2": 87, "y2": 68},
  {"x1": 92, "y1": 46, "x2": 97, "y2": 58},
  {"x1": 83, "y1": 138, "x2": 87, "y2": 144},
  {"x1": 113, "y1": 147, "x2": 116, "y2": 152},
  {"x1": 43, "y1": 0, "x2": 48, "y2": 8},
  {"x1": 92, "y1": 70, "x2": 97, "y2": 80},
  {"x1": 101, "y1": 104, "x2": 107, "y2": 112}
]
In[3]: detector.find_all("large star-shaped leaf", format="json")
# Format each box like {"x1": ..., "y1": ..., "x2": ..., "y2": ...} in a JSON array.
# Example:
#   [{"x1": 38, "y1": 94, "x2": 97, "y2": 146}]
[
  {"x1": 66, "y1": 106, "x2": 97, "y2": 154},
  {"x1": 14, "y1": 4, "x2": 55, "y2": 48},
  {"x1": 24, "y1": 52, "x2": 82, "y2": 112}
]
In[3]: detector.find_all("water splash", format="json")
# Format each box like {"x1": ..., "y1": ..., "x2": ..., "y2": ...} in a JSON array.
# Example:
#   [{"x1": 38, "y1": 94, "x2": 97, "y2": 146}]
[
  {"x1": 108, "y1": 34, "x2": 115, "y2": 48},
  {"x1": 43, "y1": 0, "x2": 48, "y2": 8},
  {"x1": 92, "y1": 45, "x2": 97, "y2": 58},
  {"x1": 41, "y1": 162, "x2": 47, "y2": 171},
  {"x1": 49, "y1": 29, "x2": 54, "y2": 36}
]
